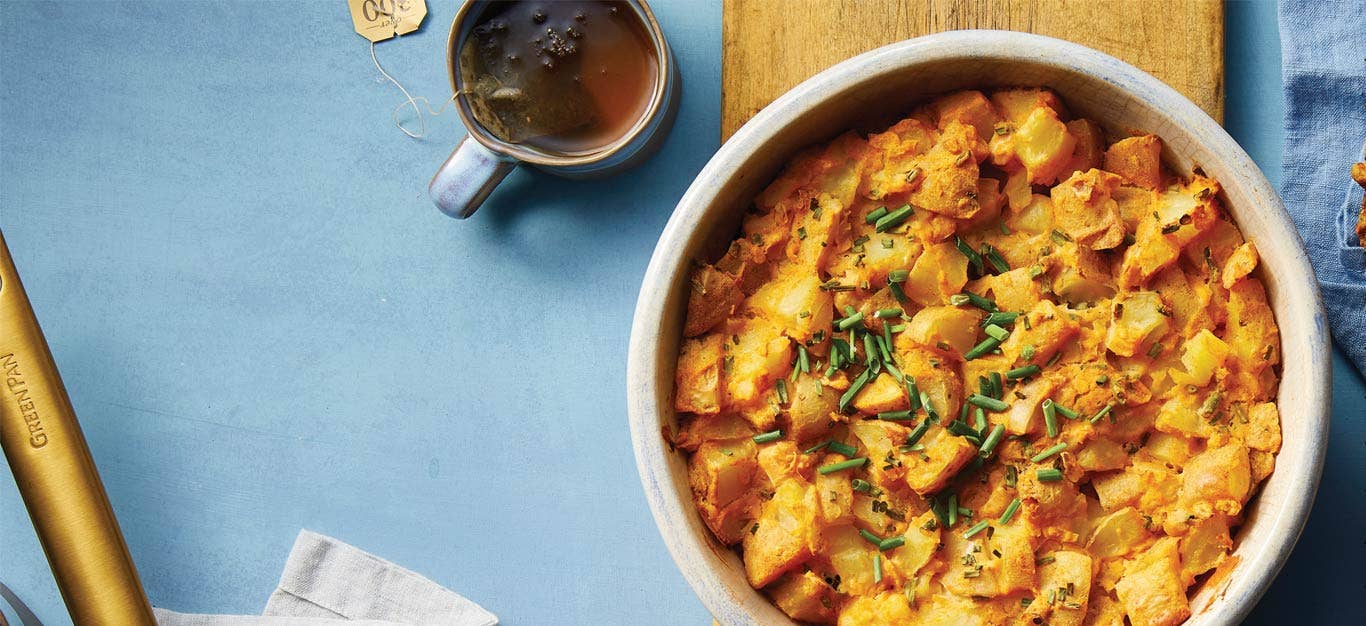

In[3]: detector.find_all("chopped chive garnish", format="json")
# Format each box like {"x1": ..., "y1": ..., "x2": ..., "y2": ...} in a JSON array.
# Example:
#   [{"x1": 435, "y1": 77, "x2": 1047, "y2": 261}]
[
  {"x1": 873, "y1": 553, "x2": 883, "y2": 584},
  {"x1": 948, "y1": 493, "x2": 959, "y2": 527},
  {"x1": 891, "y1": 323, "x2": 907, "y2": 333},
  {"x1": 865, "y1": 206, "x2": 889, "y2": 225},
  {"x1": 1043, "y1": 400, "x2": 1059, "y2": 438},
  {"x1": 1147, "y1": 342, "x2": 1164, "y2": 358},
  {"x1": 879, "y1": 409, "x2": 913, "y2": 421},
  {"x1": 838, "y1": 369, "x2": 872, "y2": 412},
  {"x1": 1051, "y1": 401, "x2": 1079, "y2": 420},
  {"x1": 905, "y1": 420, "x2": 930, "y2": 447},
  {"x1": 879, "y1": 536, "x2": 905, "y2": 551},
  {"x1": 874, "y1": 308, "x2": 903, "y2": 319},
  {"x1": 983, "y1": 244, "x2": 1010, "y2": 273},
  {"x1": 1006, "y1": 364, "x2": 1040, "y2": 380},
  {"x1": 775, "y1": 379, "x2": 789, "y2": 404},
  {"x1": 1031, "y1": 442, "x2": 1068, "y2": 462},
  {"x1": 990, "y1": 372, "x2": 1004, "y2": 399},
  {"x1": 874, "y1": 205, "x2": 914, "y2": 232},
  {"x1": 919, "y1": 391, "x2": 938, "y2": 421},
  {"x1": 797, "y1": 345, "x2": 810, "y2": 373},
  {"x1": 979, "y1": 423, "x2": 1005, "y2": 457},
  {"x1": 905, "y1": 167, "x2": 923, "y2": 185},
  {"x1": 960, "y1": 401, "x2": 971, "y2": 423},
  {"x1": 964, "y1": 337, "x2": 1003, "y2": 360},
  {"x1": 860, "y1": 528, "x2": 886, "y2": 546},
  {"x1": 967, "y1": 394, "x2": 1009, "y2": 412},
  {"x1": 958, "y1": 507, "x2": 974, "y2": 517},
  {"x1": 962, "y1": 291, "x2": 999, "y2": 312},
  {"x1": 1096, "y1": 374, "x2": 1110, "y2": 385},
  {"x1": 955, "y1": 236, "x2": 985, "y2": 273},
  {"x1": 752, "y1": 430, "x2": 783, "y2": 444},
  {"x1": 888, "y1": 269, "x2": 910, "y2": 283},
  {"x1": 803, "y1": 441, "x2": 831, "y2": 454},
  {"x1": 974, "y1": 407, "x2": 987, "y2": 432},
  {"x1": 906, "y1": 378, "x2": 922, "y2": 410},
  {"x1": 978, "y1": 375, "x2": 992, "y2": 399},
  {"x1": 947, "y1": 420, "x2": 978, "y2": 437},
  {"x1": 1028, "y1": 264, "x2": 1044, "y2": 278},
  {"x1": 836, "y1": 311, "x2": 865, "y2": 330},
  {"x1": 963, "y1": 520, "x2": 990, "y2": 539},
  {"x1": 818, "y1": 457, "x2": 867, "y2": 474},
  {"x1": 863, "y1": 332, "x2": 879, "y2": 365},
  {"x1": 1004, "y1": 464, "x2": 1018, "y2": 488},
  {"x1": 983, "y1": 311, "x2": 1020, "y2": 326},
  {"x1": 889, "y1": 281, "x2": 909, "y2": 304},
  {"x1": 1089, "y1": 402, "x2": 1115, "y2": 424},
  {"x1": 1021, "y1": 344, "x2": 1036, "y2": 361},
  {"x1": 851, "y1": 478, "x2": 873, "y2": 493},
  {"x1": 1050, "y1": 229, "x2": 1073, "y2": 244},
  {"x1": 998, "y1": 497, "x2": 1022, "y2": 524},
  {"x1": 884, "y1": 360, "x2": 904, "y2": 383},
  {"x1": 984, "y1": 324, "x2": 1010, "y2": 341},
  {"x1": 1036, "y1": 468, "x2": 1064, "y2": 482},
  {"x1": 949, "y1": 294, "x2": 971, "y2": 306},
  {"x1": 828, "y1": 440, "x2": 858, "y2": 457}
]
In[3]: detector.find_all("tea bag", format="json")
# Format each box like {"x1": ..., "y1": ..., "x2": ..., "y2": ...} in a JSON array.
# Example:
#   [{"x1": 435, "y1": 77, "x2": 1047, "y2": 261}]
[{"x1": 459, "y1": 15, "x2": 597, "y2": 145}]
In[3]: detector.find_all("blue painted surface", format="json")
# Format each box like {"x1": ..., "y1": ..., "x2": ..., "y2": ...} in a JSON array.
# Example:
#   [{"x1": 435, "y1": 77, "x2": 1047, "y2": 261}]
[{"x1": 0, "y1": 1, "x2": 1360, "y2": 624}]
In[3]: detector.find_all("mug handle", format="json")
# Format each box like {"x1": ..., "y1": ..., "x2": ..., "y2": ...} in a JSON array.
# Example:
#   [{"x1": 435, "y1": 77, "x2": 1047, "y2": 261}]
[{"x1": 428, "y1": 136, "x2": 517, "y2": 219}]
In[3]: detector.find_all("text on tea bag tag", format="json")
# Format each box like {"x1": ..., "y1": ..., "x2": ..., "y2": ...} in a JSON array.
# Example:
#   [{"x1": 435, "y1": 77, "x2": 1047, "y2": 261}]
[{"x1": 349, "y1": 0, "x2": 426, "y2": 43}]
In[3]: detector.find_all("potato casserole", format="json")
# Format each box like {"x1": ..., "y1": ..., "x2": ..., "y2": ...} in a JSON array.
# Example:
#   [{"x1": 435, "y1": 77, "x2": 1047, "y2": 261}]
[{"x1": 671, "y1": 88, "x2": 1282, "y2": 626}]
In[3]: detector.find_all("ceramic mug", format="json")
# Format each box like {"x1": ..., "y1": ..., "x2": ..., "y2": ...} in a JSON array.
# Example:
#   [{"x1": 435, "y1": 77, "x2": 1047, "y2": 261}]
[{"x1": 429, "y1": 0, "x2": 680, "y2": 219}]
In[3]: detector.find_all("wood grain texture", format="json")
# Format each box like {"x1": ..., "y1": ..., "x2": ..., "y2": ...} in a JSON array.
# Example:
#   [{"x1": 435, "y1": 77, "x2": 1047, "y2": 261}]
[{"x1": 721, "y1": 0, "x2": 1224, "y2": 139}]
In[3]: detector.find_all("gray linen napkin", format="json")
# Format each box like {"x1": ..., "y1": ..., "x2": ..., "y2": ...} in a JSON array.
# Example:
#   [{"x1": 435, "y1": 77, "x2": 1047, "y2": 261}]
[{"x1": 154, "y1": 530, "x2": 497, "y2": 626}]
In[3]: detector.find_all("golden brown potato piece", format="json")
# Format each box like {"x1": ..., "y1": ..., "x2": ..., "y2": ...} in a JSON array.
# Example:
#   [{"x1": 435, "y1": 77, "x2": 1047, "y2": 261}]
[
  {"x1": 1222, "y1": 278, "x2": 1280, "y2": 375},
  {"x1": 675, "y1": 334, "x2": 724, "y2": 414},
  {"x1": 743, "y1": 478, "x2": 818, "y2": 587},
  {"x1": 1024, "y1": 550, "x2": 1093, "y2": 626},
  {"x1": 902, "y1": 425, "x2": 976, "y2": 495},
  {"x1": 1104, "y1": 135, "x2": 1164, "y2": 190},
  {"x1": 1180, "y1": 444, "x2": 1252, "y2": 518},
  {"x1": 1353, "y1": 161, "x2": 1366, "y2": 246},
  {"x1": 689, "y1": 439, "x2": 758, "y2": 544},
  {"x1": 783, "y1": 375, "x2": 839, "y2": 443},
  {"x1": 905, "y1": 241, "x2": 970, "y2": 306},
  {"x1": 931, "y1": 89, "x2": 999, "y2": 140},
  {"x1": 941, "y1": 515, "x2": 1036, "y2": 598},
  {"x1": 904, "y1": 305, "x2": 983, "y2": 355},
  {"x1": 1221, "y1": 241, "x2": 1259, "y2": 289},
  {"x1": 684, "y1": 264, "x2": 742, "y2": 337},
  {"x1": 1051, "y1": 169, "x2": 1125, "y2": 250},
  {"x1": 837, "y1": 592, "x2": 913, "y2": 626},
  {"x1": 768, "y1": 571, "x2": 838, "y2": 623},
  {"x1": 1105, "y1": 291, "x2": 1173, "y2": 358},
  {"x1": 1014, "y1": 106, "x2": 1078, "y2": 184},
  {"x1": 908, "y1": 121, "x2": 983, "y2": 218},
  {"x1": 864, "y1": 117, "x2": 938, "y2": 201},
  {"x1": 1000, "y1": 300, "x2": 1082, "y2": 367},
  {"x1": 1114, "y1": 537, "x2": 1191, "y2": 626},
  {"x1": 1061, "y1": 118, "x2": 1105, "y2": 178},
  {"x1": 990, "y1": 88, "x2": 1068, "y2": 125}
]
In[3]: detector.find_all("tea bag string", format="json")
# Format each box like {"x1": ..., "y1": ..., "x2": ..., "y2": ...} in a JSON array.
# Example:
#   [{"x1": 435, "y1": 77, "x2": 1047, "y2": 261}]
[{"x1": 369, "y1": 39, "x2": 458, "y2": 139}]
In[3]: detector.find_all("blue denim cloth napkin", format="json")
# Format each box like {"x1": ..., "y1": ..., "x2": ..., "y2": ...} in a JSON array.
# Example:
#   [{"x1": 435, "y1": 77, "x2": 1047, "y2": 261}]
[{"x1": 1279, "y1": 0, "x2": 1366, "y2": 373}]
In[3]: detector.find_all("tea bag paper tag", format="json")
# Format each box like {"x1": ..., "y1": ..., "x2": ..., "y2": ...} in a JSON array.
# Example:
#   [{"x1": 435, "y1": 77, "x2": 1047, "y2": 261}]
[{"x1": 349, "y1": 0, "x2": 426, "y2": 43}]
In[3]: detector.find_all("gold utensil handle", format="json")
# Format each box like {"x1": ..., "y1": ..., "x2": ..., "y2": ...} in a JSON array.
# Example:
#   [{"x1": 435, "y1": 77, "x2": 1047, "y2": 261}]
[{"x1": 0, "y1": 230, "x2": 154, "y2": 624}]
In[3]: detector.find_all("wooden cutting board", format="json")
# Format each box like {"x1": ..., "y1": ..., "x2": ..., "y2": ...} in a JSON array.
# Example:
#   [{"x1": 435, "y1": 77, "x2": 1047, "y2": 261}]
[{"x1": 721, "y1": 0, "x2": 1224, "y2": 140}]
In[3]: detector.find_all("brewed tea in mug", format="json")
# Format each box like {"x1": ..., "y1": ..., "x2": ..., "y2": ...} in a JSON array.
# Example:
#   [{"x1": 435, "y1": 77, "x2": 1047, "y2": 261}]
[{"x1": 457, "y1": 1, "x2": 661, "y2": 155}]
